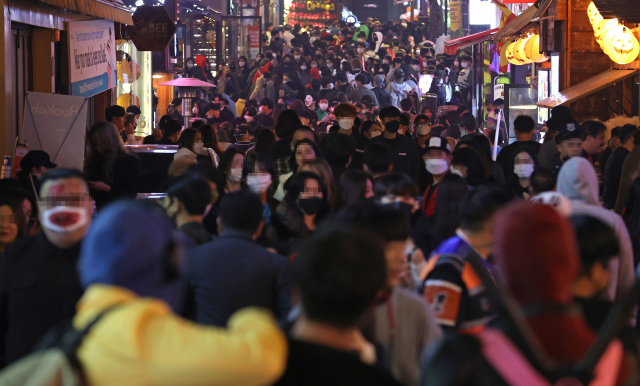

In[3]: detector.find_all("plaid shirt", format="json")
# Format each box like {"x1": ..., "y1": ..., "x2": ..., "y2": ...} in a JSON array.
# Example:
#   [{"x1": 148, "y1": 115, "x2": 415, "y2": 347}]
[{"x1": 273, "y1": 157, "x2": 292, "y2": 181}]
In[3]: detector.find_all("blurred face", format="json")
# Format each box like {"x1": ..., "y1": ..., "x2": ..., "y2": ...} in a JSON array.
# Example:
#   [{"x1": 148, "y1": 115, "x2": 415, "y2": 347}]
[
  {"x1": 296, "y1": 143, "x2": 316, "y2": 166},
  {"x1": 22, "y1": 199, "x2": 32, "y2": 220},
  {"x1": 559, "y1": 138, "x2": 584, "y2": 158},
  {"x1": 38, "y1": 177, "x2": 92, "y2": 249},
  {"x1": 0, "y1": 205, "x2": 19, "y2": 247},
  {"x1": 302, "y1": 178, "x2": 322, "y2": 196},
  {"x1": 112, "y1": 115, "x2": 125, "y2": 130},
  {"x1": 611, "y1": 136, "x2": 621, "y2": 149},
  {"x1": 514, "y1": 152, "x2": 534, "y2": 166},
  {"x1": 292, "y1": 130, "x2": 315, "y2": 148},
  {"x1": 583, "y1": 131, "x2": 606, "y2": 155},
  {"x1": 385, "y1": 240, "x2": 407, "y2": 287},
  {"x1": 451, "y1": 164, "x2": 468, "y2": 178},
  {"x1": 424, "y1": 149, "x2": 448, "y2": 162},
  {"x1": 300, "y1": 117, "x2": 310, "y2": 126},
  {"x1": 364, "y1": 178, "x2": 374, "y2": 198},
  {"x1": 232, "y1": 153, "x2": 245, "y2": 170}
]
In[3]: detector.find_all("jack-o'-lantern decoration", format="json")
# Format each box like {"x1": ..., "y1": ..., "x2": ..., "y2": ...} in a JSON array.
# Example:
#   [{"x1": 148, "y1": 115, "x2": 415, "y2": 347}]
[
  {"x1": 608, "y1": 27, "x2": 640, "y2": 64},
  {"x1": 587, "y1": 2, "x2": 601, "y2": 25},
  {"x1": 514, "y1": 38, "x2": 533, "y2": 64},
  {"x1": 524, "y1": 35, "x2": 549, "y2": 63},
  {"x1": 506, "y1": 41, "x2": 528, "y2": 65},
  {"x1": 595, "y1": 19, "x2": 618, "y2": 44},
  {"x1": 591, "y1": 12, "x2": 603, "y2": 28},
  {"x1": 601, "y1": 25, "x2": 623, "y2": 54}
]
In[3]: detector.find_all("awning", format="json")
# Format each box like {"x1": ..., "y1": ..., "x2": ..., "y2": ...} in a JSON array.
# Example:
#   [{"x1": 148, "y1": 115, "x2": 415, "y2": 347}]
[
  {"x1": 536, "y1": 69, "x2": 638, "y2": 109},
  {"x1": 38, "y1": 0, "x2": 133, "y2": 25},
  {"x1": 493, "y1": 0, "x2": 553, "y2": 41},
  {"x1": 444, "y1": 28, "x2": 499, "y2": 55}
]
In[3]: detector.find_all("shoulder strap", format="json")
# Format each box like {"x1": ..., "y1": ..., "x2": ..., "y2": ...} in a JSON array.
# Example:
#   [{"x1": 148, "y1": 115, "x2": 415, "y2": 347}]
[{"x1": 61, "y1": 305, "x2": 121, "y2": 359}]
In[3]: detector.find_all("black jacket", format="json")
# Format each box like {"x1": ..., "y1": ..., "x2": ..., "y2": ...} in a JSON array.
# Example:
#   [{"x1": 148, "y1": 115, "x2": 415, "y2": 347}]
[
  {"x1": 370, "y1": 134, "x2": 421, "y2": 181},
  {"x1": 372, "y1": 86, "x2": 392, "y2": 107},
  {"x1": 0, "y1": 233, "x2": 84, "y2": 365},
  {"x1": 179, "y1": 221, "x2": 214, "y2": 246},
  {"x1": 83, "y1": 153, "x2": 140, "y2": 210}
]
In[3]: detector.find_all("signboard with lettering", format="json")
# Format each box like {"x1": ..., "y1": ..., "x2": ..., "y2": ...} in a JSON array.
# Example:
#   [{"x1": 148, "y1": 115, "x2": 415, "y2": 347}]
[
  {"x1": 248, "y1": 26, "x2": 260, "y2": 58},
  {"x1": 22, "y1": 92, "x2": 89, "y2": 170},
  {"x1": 68, "y1": 20, "x2": 117, "y2": 97},
  {"x1": 450, "y1": 0, "x2": 462, "y2": 32},
  {"x1": 288, "y1": 0, "x2": 341, "y2": 27},
  {"x1": 125, "y1": 6, "x2": 177, "y2": 52}
]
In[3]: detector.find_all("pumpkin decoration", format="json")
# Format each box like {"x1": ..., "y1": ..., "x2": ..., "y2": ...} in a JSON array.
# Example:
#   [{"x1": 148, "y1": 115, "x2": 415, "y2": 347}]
[
  {"x1": 514, "y1": 38, "x2": 533, "y2": 64},
  {"x1": 601, "y1": 25, "x2": 623, "y2": 54},
  {"x1": 524, "y1": 35, "x2": 549, "y2": 63},
  {"x1": 591, "y1": 12, "x2": 603, "y2": 28},
  {"x1": 506, "y1": 41, "x2": 528, "y2": 65},
  {"x1": 587, "y1": 1, "x2": 601, "y2": 25},
  {"x1": 607, "y1": 27, "x2": 640, "y2": 64},
  {"x1": 594, "y1": 19, "x2": 618, "y2": 44}
]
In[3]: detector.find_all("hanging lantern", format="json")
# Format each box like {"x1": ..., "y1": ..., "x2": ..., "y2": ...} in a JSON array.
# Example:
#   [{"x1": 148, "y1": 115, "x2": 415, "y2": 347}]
[
  {"x1": 595, "y1": 19, "x2": 618, "y2": 43},
  {"x1": 607, "y1": 27, "x2": 640, "y2": 64},
  {"x1": 514, "y1": 38, "x2": 533, "y2": 64},
  {"x1": 587, "y1": 2, "x2": 601, "y2": 25},
  {"x1": 524, "y1": 35, "x2": 549, "y2": 63},
  {"x1": 601, "y1": 25, "x2": 623, "y2": 54},
  {"x1": 506, "y1": 41, "x2": 528, "y2": 65},
  {"x1": 591, "y1": 12, "x2": 603, "y2": 28}
]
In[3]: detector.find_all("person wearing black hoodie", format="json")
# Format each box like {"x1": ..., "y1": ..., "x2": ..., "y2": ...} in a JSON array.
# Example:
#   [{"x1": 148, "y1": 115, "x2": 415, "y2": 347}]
[
  {"x1": 369, "y1": 120, "x2": 420, "y2": 182},
  {"x1": 185, "y1": 57, "x2": 207, "y2": 81}
]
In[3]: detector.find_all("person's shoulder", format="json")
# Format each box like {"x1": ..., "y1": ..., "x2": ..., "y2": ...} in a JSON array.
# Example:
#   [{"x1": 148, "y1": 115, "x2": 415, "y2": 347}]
[{"x1": 2, "y1": 234, "x2": 44, "y2": 265}]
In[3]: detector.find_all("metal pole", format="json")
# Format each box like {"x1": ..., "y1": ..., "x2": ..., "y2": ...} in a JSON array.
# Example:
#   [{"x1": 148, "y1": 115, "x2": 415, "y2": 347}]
[{"x1": 444, "y1": 0, "x2": 448, "y2": 36}]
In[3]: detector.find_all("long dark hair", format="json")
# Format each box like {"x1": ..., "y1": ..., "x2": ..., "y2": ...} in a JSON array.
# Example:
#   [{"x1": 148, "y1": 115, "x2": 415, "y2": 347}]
[
  {"x1": 283, "y1": 171, "x2": 330, "y2": 221},
  {"x1": 273, "y1": 109, "x2": 302, "y2": 140},
  {"x1": 218, "y1": 147, "x2": 245, "y2": 176},
  {"x1": 337, "y1": 170, "x2": 373, "y2": 210},
  {"x1": 432, "y1": 174, "x2": 468, "y2": 244},
  {"x1": 84, "y1": 121, "x2": 129, "y2": 183},
  {"x1": 254, "y1": 128, "x2": 276, "y2": 156},
  {"x1": 198, "y1": 124, "x2": 224, "y2": 157},
  {"x1": 178, "y1": 128, "x2": 196, "y2": 152},
  {"x1": 451, "y1": 147, "x2": 486, "y2": 187}
]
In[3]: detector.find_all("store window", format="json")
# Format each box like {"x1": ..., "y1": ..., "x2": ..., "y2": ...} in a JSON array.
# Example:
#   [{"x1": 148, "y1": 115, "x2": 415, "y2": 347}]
[
  {"x1": 116, "y1": 40, "x2": 153, "y2": 139},
  {"x1": 11, "y1": 26, "x2": 33, "y2": 141}
]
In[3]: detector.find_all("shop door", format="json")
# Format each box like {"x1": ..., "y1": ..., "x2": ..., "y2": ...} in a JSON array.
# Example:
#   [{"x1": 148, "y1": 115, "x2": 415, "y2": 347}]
[
  {"x1": 218, "y1": 16, "x2": 261, "y2": 67},
  {"x1": 11, "y1": 27, "x2": 32, "y2": 142}
]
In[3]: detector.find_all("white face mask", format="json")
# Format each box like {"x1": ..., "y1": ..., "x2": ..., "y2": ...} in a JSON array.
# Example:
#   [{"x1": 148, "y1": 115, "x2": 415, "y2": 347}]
[
  {"x1": 244, "y1": 115, "x2": 254, "y2": 122},
  {"x1": 327, "y1": 84, "x2": 333, "y2": 89},
  {"x1": 449, "y1": 166, "x2": 464, "y2": 177},
  {"x1": 247, "y1": 173, "x2": 272, "y2": 194},
  {"x1": 294, "y1": 55, "x2": 301, "y2": 60},
  {"x1": 338, "y1": 117, "x2": 355, "y2": 130},
  {"x1": 357, "y1": 48, "x2": 364, "y2": 54},
  {"x1": 326, "y1": 63, "x2": 333, "y2": 69},
  {"x1": 383, "y1": 60, "x2": 389, "y2": 64},
  {"x1": 187, "y1": 63, "x2": 194, "y2": 68},
  {"x1": 259, "y1": 106, "x2": 264, "y2": 113},
  {"x1": 461, "y1": 62, "x2": 469, "y2": 68},
  {"x1": 41, "y1": 206, "x2": 89, "y2": 234},
  {"x1": 311, "y1": 64, "x2": 318, "y2": 68},
  {"x1": 239, "y1": 61, "x2": 246, "y2": 67},
  {"x1": 412, "y1": 65, "x2": 420, "y2": 71},
  {"x1": 318, "y1": 102, "x2": 328, "y2": 111},
  {"x1": 229, "y1": 167, "x2": 243, "y2": 182},
  {"x1": 300, "y1": 65, "x2": 307, "y2": 70},
  {"x1": 370, "y1": 130, "x2": 381, "y2": 138},
  {"x1": 193, "y1": 142, "x2": 204, "y2": 154},
  {"x1": 514, "y1": 164, "x2": 534, "y2": 179},
  {"x1": 425, "y1": 159, "x2": 448, "y2": 175},
  {"x1": 416, "y1": 124, "x2": 430, "y2": 136}
]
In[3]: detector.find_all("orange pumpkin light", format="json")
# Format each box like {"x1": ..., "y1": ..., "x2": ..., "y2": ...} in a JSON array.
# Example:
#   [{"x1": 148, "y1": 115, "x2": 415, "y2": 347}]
[
  {"x1": 524, "y1": 35, "x2": 549, "y2": 63},
  {"x1": 506, "y1": 41, "x2": 528, "y2": 65},
  {"x1": 607, "y1": 27, "x2": 640, "y2": 64},
  {"x1": 595, "y1": 19, "x2": 618, "y2": 43}
]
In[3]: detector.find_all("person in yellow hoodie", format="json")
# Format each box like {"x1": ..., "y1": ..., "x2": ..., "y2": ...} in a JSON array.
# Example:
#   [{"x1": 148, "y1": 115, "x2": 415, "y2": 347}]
[{"x1": 74, "y1": 200, "x2": 288, "y2": 386}]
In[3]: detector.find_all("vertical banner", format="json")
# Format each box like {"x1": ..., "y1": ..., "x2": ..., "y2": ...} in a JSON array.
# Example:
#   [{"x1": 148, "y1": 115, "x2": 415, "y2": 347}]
[
  {"x1": 450, "y1": 0, "x2": 462, "y2": 32},
  {"x1": 538, "y1": 70, "x2": 549, "y2": 125},
  {"x1": 22, "y1": 92, "x2": 89, "y2": 171},
  {"x1": 68, "y1": 20, "x2": 117, "y2": 97},
  {"x1": 248, "y1": 26, "x2": 260, "y2": 58}
]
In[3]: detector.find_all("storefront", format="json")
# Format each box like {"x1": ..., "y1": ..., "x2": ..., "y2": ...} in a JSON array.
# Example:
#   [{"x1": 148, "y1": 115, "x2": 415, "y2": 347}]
[
  {"x1": 116, "y1": 40, "x2": 154, "y2": 139},
  {"x1": 286, "y1": 0, "x2": 342, "y2": 28}
]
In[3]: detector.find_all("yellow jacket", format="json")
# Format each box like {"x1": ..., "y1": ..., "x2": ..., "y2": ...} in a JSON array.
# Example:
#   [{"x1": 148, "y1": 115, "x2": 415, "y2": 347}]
[
  {"x1": 236, "y1": 99, "x2": 246, "y2": 117},
  {"x1": 74, "y1": 284, "x2": 287, "y2": 386}
]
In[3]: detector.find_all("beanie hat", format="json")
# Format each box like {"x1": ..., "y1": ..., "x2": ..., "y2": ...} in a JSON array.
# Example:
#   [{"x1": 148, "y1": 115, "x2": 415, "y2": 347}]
[
  {"x1": 78, "y1": 201, "x2": 186, "y2": 312},
  {"x1": 494, "y1": 201, "x2": 581, "y2": 306},
  {"x1": 310, "y1": 67, "x2": 321, "y2": 80}
]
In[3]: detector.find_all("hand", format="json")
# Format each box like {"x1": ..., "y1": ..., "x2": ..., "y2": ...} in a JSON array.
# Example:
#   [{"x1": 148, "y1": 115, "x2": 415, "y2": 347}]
[
  {"x1": 153, "y1": 128, "x2": 162, "y2": 141},
  {"x1": 88, "y1": 181, "x2": 111, "y2": 192}
]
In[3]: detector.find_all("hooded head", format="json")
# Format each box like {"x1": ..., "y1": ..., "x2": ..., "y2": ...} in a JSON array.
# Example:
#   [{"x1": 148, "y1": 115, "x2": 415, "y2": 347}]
[
  {"x1": 556, "y1": 157, "x2": 600, "y2": 206},
  {"x1": 495, "y1": 201, "x2": 581, "y2": 306},
  {"x1": 78, "y1": 201, "x2": 185, "y2": 312},
  {"x1": 195, "y1": 55, "x2": 207, "y2": 70}
]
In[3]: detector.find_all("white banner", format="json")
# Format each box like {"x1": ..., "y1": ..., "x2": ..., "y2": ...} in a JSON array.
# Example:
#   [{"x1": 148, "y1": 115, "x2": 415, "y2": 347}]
[
  {"x1": 22, "y1": 92, "x2": 89, "y2": 171},
  {"x1": 68, "y1": 20, "x2": 117, "y2": 97}
]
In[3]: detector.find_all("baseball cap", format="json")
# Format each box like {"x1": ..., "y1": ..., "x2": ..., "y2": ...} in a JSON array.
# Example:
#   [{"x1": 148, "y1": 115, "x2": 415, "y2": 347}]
[
  {"x1": 374, "y1": 75, "x2": 385, "y2": 86},
  {"x1": 426, "y1": 137, "x2": 451, "y2": 152},
  {"x1": 393, "y1": 68, "x2": 404, "y2": 79},
  {"x1": 20, "y1": 150, "x2": 57, "y2": 171},
  {"x1": 233, "y1": 124, "x2": 254, "y2": 137},
  {"x1": 555, "y1": 122, "x2": 585, "y2": 143}
]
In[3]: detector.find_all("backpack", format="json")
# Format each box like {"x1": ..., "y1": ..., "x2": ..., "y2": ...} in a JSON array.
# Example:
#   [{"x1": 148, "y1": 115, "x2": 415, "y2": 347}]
[{"x1": 0, "y1": 307, "x2": 118, "y2": 386}]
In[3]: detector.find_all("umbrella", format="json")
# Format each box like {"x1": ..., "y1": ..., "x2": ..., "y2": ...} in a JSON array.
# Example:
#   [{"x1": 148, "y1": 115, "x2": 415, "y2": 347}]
[{"x1": 157, "y1": 78, "x2": 216, "y2": 87}]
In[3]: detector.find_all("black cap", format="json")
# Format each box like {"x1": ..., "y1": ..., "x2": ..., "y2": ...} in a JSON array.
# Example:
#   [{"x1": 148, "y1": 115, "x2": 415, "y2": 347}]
[
  {"x1": 393, "y1": 68, "x2": 404, "y2": 79},
  {"x1": 555, "y1": 122, "x2": 586, "y2": 143},
  {"x1": 425, "y1": 137, "x2": 451, "y2": 153},
  {"x1": 20, "y1": 150, "x2": 57, "y2": 171}
]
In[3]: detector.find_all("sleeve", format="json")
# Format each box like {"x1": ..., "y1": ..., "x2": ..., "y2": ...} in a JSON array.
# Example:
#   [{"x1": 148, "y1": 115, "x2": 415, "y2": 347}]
[
  {"x1": 142, "y1": 308, "x2": 288, "y2": 386},
  {"x1": 422, "y1": 264, "x2": 466, "y2": 332}
]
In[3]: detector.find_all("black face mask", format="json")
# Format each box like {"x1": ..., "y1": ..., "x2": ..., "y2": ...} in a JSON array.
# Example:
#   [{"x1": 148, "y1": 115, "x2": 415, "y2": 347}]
[
  {"x1": 297, "y1": 197, "x2": 323, "y2": 215},
  {"x1": 383, "y1": 202, "x2": 413, "y2": 219},
  {"x1": 385, "y1": 123, "x2": 399, "y2": 133},
  {"x1": 284, "y1": 61, "x2": 291, "y2": 66}
]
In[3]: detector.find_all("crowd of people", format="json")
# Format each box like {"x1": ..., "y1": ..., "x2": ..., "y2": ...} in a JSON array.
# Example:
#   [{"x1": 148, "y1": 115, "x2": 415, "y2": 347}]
[{"x1": 1, "y1": 17, "x2": 640, "y2": 386}]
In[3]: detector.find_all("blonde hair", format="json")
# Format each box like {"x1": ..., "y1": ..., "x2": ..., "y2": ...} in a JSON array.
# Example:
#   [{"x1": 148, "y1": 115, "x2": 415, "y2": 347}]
[{"x1": 300, "y1": 158, "x2": 337, "y2": 208}]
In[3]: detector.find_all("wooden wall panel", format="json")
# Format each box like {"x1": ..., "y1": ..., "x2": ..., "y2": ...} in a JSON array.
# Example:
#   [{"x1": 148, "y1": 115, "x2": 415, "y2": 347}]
[{"x1": 572, "y1": 94, "x2": 610, "y2": 120}]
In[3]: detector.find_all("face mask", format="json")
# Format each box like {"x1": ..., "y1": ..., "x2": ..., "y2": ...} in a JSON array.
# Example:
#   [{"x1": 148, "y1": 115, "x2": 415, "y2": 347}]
[
  {"x1": 326, "y1": 63, "x2": 333, "y2": 69},
  {"x1": 370, "y1": 130, "x2": 381, "y2": 138},
  {"x1": 244, "y1": 115, "x2": 254, "y2": 122},
  {"x1": 327, "y1": 84, "x2": 333, "y2": 89},
  {"x1": 383, "y1": 60, "x2": 389, "y2": 64},
  {"x1": 300, "y1": 65, "x2": 307, "y2": 70},
  {"x1": 514, "y1": 164, "x2": 534, "y2": 179},
  {"x1": 338, "y1": 117, "x2": 355, "y2": 130},
  {"x1": 461, "y1": 62, "x2": 468, "y2": 68},
  {"x1": 311, "y1": 64, "x2": 318, "y2": 68},
  {"x1": 238, "y1": 61, "x2": 246, "y2": 67},
  {"x1": 247, "y1": 173, "x2": 272, "y2": 194},
  {"x1": 385, "y1": 123, "x2": 398, "y2": 133},
  {"x1": 357, "y1": 48, "x2": 364, "y2": 54},
  {"x1": 319, "y1": 102, "x2": 328, "y2": 111},
  {"x1": 359, "y1": 39, "x2": 365, "y2": 43},
  {"x1": 193, "y1": 142, "x2": 204, "y2": 153},
  {"x1": 416, "y1": 125, "x2": 430, "y2": 136},
  {"x1": 259, "y1": 106, "x2": 264, "y2": 113},
  {"x1": 425, "y1": 159, "x2": 448, "y2": 175},
  {"x1": 229, "y1": 167, "x2": 243, "y2": 182},
  {"x1": 187, "y1": 63, "x2": 194, "y2": 68},
  {"x1": 449, "y1": 166, "x2": 464, "y2": 177},
  {"x1": 41, "y1": 206, "x2": 88, "y2": 234},
  {"x1": 412, "y1": 65, "x2": 419, "y2": 71},
  {"x1": 284, "y1": 61, "x2": 291, "y2": 66},
  {"x1": 294, "y1": 55, "x2": 301, "y2": 60},
  {"x1": 297, "y1": 197, "x2": 323, "y2": 215}
]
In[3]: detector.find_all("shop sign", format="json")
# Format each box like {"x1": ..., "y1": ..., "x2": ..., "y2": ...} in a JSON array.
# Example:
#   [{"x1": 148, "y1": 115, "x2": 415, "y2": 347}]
[
  {"x1": 494, "y1": 84, "x2": 505, "y2": 100},
  {"x1": 248, "y1": 26, "x2": 260, "y2": 57},
  {"x1": 22, "y1": 92, "x2": 89, "y2": 171},
  {"x1": 538, "y1": 70, "x2": 549, "y2": 124},
  {"x1": 450, "y1": 0, "x2": 462, "y2": 32},
  {"x1": 68, "y1": 20, "x2": 117, "y2": 97},
  {"x1": 126, "y1": 6, "x2": 177, "y2": 52},
  {"x1": 550, "y1": 54, "x2": 560, "y2": 96}
]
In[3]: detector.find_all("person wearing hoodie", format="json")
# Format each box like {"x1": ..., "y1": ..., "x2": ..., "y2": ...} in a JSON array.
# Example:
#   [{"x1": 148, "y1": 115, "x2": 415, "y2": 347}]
[
  {"x1": 185, "y1": 57, "x2": 207, "y2": 81},
  {"x1": 74, "y1": 200, "x2": 287, "y2": 386},
  {"x1": 421, "y1": 201, "x2": 632, "y2": 386},
  {"x1": 557, "y1": 157, "x2": 635, "y2": 314},
  {"x1": 195, "y1": 55, "x2": 210, "y2": 80}
]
